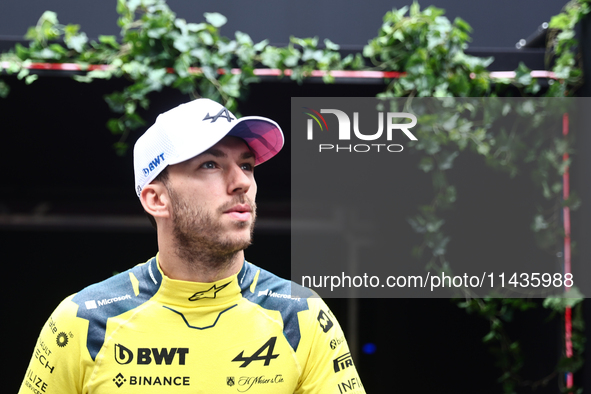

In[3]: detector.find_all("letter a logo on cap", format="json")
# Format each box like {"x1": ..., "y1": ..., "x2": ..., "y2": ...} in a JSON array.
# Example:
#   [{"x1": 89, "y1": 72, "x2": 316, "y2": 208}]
[{"x1": 203, "y1": 108, "x2": 234, "y2": 123}]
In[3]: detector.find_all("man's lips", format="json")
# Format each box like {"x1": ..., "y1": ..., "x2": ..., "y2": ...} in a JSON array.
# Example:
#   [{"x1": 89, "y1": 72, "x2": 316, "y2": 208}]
[{"x1": 224, "y1": 204, "x2": 252, "y2": 221}]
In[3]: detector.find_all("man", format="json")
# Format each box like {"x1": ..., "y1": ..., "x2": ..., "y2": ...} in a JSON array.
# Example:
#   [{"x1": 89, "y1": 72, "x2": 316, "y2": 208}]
[{"x1": 19, "y1": 98, "x2": 365, "y2": 393}]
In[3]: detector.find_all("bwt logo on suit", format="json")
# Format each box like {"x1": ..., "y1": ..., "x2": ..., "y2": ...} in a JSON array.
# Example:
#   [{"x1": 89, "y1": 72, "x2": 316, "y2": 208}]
[{"x1": 303, "y1": 107, "x2": 417, "y2": 153}]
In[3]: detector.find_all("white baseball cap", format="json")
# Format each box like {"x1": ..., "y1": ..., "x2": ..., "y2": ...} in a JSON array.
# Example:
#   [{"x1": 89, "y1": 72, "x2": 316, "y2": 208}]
[{"x1": 133, "y1": 98, "x2": 284, "y2": 197}]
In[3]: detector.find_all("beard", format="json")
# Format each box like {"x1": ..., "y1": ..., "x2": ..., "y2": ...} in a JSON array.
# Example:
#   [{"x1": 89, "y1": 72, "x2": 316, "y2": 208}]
[{"x1": 168, "y1": 186, "x2": 257, "y2": 270}]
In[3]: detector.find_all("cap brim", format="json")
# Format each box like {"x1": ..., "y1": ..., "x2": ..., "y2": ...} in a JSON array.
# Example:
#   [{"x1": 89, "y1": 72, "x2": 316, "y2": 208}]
[{"x1": 228, "y1": 116, "x2": 284, "y2": 165}]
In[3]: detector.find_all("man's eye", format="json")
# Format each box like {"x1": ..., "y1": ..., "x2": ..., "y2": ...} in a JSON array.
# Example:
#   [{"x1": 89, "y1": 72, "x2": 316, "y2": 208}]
[
  {"x1": 241, "y1": 163, "x2": 254, "y2": 171},
  {"x1": 201, "y1": 161, "x2": 216, "y2": 169}
]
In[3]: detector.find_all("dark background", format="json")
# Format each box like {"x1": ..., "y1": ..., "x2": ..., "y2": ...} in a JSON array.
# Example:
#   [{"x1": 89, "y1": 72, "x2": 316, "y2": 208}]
[
  {"x1": 1, "y1": 76, "x2": 564, "y2": 393},
  {"x1": 0, "y1": 0, "x2": 567, "y2": 48},
  {"x1": 2, "y1": 0, "x2": 588, "y2": 393}
]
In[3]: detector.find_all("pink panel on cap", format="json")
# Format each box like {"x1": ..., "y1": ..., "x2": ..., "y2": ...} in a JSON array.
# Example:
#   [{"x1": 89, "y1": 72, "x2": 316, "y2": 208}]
[{"x1": 230, "y1": 121, "x2": 283, "y2": 165}]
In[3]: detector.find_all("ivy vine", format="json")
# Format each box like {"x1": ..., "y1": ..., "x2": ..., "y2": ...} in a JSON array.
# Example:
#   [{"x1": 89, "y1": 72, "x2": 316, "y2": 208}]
[
  {"x1": 364, "y1": 2, "x2": 588, "y2": 392},
  {"x1": 0, "y1": 0, "x2": 588, "y2": 392},
  {"x1": 0, "y1": 0, "x2": 362, "y2": 154}
]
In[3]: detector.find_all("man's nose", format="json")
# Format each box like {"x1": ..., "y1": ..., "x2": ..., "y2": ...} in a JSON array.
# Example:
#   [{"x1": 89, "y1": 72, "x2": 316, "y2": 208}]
[{"x1": 227, "y1": 164, "x2": 252, "y2": 194}]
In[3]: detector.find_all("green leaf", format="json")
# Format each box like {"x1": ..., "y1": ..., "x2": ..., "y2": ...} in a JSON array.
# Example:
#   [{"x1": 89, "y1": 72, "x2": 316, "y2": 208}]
[
  {"x1": 323, "y1": 38, "x2": 339, "y2": 51},
  {"x1": 437, "y1": 151, "x2": 459, "y2": 170},
  {"x1": 17, "y1": 68, "x2": 29, "y2": 80},
  {"x1": 25, "y1": 74, "x2": 39, "y2": 84},
  {"x1": 514, "y1": 62, "x2": 532, "y2": 86},
  {"x1": 531, "y1": 214, "x2": 548, "y2": 232},
  {"x1": 418, "y1": 156, "x2": 434, "y2": 172},
  {"x1": 172, "y1": 32, "x2": 196, "y2": 53},
  {"x1": 283, "y1": 47, "x2": 301, "y2": 68},
  {"x1": 114, "y1": 142, "x2": 128, "y2": 156},
  {"x1": 431, "y1": 234, "x2": 450, "y2": 256},
  {"x1": 482, "y1": 331, "x2": 496, "y2": 343},
  {"x1": 453, "y1": 17, "x2": 472, "y2": 33},
  {"x1": 72, "y1": 74, "x2": 93, "y2": 83},
  {"x1": 204, "y1": 12, "x2": 227, "y2": 28},
  {"x1": 98, "y1": 35, "x2": 119, "y2": 48},
  {"x1": 201, "y1": 65, "x2": 217, "y2": 81},
  {"x1": 548, "y1": 13, "x2": 571, "y2": 29},
  {"x1": 409, "y1": 1, "x2": 420, "y2": 17},
  {"x1": 65, "y1": 32, "x2": 88, "y2": 52},
  {"x1": 557, "y1": 29, "x2": 575, "y2": 41},
  {"x1": 543, "y1": 287, "x2": 584, "y2": 311},
  {"x1": 253, "y1": 39, "x2": 268, "y2": 52},
  {"x1": 87, "y1": 69, "x2": 114, "y2": 80},
  {"x1": 107, "y1": 118, "x2": 124, "y2": 134},
  {"x1": 199, "y1": 31, "x2": 214, "y2": 46},
  {"x1": 235, "y1": 31, "x2": 253, "y2": 46},
  {"x1": 260, "y1": 47, "x2": 282, "y2": 68},
  {"x1": 0, "y1": 80, "x2": 10, "y2": 98},
  {"x1": 220, "y1": 73, "x2": 241, "y2": 97},
  {"x1": 40, "y1": 10, "x2": 59, "y2": 26}
]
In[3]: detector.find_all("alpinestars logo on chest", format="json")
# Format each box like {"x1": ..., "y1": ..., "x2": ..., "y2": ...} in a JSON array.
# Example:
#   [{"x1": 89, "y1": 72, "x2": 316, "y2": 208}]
[
  {"x1": 189, "y1": 282, "x2": 231, "y2": 301},
  {"x1": 203, "y1": 108, "x2": 234, "y2": 123}
]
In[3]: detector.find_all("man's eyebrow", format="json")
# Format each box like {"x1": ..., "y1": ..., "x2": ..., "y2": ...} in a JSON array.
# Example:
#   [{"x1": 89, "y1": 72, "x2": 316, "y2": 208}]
[
  {"x1": 202, "y1": 148, "x2": 226, "y2": 158},
  {"x1": 241, "y1": 151, "x2": 256, "y2": 160},
  {"x1": 200, "y1": 148, "x2": 255, "y2": 160}
]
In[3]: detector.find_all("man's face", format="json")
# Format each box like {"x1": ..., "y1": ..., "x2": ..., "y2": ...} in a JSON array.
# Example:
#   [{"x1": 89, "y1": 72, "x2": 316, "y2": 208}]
[{"x1": 164, "y1": 136, "x2": 258, "y2": 262}]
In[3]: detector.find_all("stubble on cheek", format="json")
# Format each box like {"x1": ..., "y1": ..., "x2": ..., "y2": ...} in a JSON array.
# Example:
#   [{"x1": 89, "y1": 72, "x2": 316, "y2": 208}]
[{"x1": 168, "y1": 187, "x2": 257, "y2": 267}]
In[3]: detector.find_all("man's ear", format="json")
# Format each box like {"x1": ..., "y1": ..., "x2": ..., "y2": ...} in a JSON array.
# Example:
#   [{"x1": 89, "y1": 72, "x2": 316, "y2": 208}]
[{"x1": 140, "y1": 182, "x2": 171, "y2": 219}]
